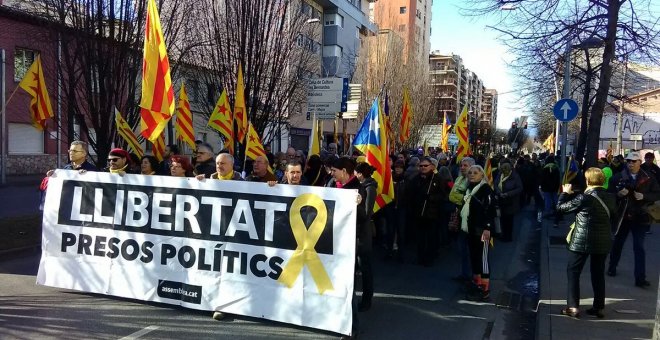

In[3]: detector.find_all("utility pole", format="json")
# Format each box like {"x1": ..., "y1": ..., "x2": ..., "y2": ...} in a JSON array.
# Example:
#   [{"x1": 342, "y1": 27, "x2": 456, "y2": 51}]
[{"x1": 616, "y1": 59, "x2": 627, "y2": 155}]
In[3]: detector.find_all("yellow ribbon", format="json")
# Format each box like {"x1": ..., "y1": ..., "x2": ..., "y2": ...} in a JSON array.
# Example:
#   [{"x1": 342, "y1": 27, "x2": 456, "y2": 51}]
[{"x1": 278, "y1": 193, "x2": 334, "y2": 294}]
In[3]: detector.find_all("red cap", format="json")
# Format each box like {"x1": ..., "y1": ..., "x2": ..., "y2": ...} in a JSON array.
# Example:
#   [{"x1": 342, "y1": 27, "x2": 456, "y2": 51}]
[{"x1": 109, "y1": 148, "x2": 130, "y2": 159}]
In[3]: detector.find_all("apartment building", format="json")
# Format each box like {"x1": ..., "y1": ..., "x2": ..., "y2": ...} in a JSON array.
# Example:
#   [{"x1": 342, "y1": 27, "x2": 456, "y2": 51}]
[
  {"x1": 429, "y1": 52, "x2": 497, "y2": 153},
  {"x1": 370, "y1": 0, "x2": 432, "y2": 64}
]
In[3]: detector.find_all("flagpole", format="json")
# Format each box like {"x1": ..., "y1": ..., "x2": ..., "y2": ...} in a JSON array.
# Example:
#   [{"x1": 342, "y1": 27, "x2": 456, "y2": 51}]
[{"x1": 56, "y1": 32, "x2": 62, "y2": 168}]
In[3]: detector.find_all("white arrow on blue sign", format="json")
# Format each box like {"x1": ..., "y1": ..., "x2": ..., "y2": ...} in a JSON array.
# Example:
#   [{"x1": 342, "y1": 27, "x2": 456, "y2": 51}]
[{"x1": 553, "y1": 98, "x2": 579, "y2": 122}]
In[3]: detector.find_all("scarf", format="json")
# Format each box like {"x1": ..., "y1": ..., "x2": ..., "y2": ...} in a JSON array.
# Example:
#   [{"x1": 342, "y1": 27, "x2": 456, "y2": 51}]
[
  {"x1": 218, "y1": 170, "x2": 236, "y2": 180},
  {"x1": 109, "y1": 164, "x2": 128, "y2": 174},
  {"x1": 498, "y1": 172, "x2": 511, "y2": 192},
  {"x1": 460, "y1": 180, "x2": 487, "y2": 233}
]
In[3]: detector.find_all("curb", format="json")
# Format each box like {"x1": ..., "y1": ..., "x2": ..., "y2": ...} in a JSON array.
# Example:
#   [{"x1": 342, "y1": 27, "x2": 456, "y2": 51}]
[{"x1": 536, "y1": 219, "x2": 559, "y2": 340}]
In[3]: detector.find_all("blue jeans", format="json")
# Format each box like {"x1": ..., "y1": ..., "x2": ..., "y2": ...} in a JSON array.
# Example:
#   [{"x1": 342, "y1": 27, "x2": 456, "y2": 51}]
[
  {"x1": 542, "y1": 191, "x2": 558, "y2": 214},
  {"x1": 609, "y1": 222, "x2": 646, "y2": 282}
]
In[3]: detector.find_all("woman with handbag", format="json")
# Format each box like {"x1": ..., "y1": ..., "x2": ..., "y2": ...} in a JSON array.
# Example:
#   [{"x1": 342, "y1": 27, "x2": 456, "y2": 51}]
[
  {"x1": 461, "y1": 165, "x2": 496, "y2": 301},
  {"x1": 556, "y1": 167, "x2": 617, "y2": 318}
]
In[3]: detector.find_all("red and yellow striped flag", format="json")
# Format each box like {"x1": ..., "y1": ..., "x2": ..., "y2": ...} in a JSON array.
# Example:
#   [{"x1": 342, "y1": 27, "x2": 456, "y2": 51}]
[
  {"x1": 455, "y1": 104, "x2": 469, "y2": 162},
  {"x1": 18, "y1": 55, "x2": 54, "y2": 130},
  {"x1": 151, "y1": 132, "x2": 166, "y2": 162},
  {"x1": 139, "y1": 0, "x2": 175, "y2": 142},
  {"x1": 174, "y1": 83, "x2": 195, "y2": 150},
  {"x1": 485, "y1": 158, "x2": 493, "y2": 187},
  {"x1": 399, "y1": 88, "x2": 412, "y2": 143},
  {"x1": 114, "y1": 108, "x2": 144, "y2": 158},
  {"x1": 234, "y1": 64, "x2": 248, "y2": 143},
  {"x1": 208, "y1": 89, "x2": 234, "y2": 154},
  {"x1": 245, "y1": 122, "x2": 266, "y2": 161},
  {"x1": 441, "y1": 112, "x2": 451, "y2": 152}
]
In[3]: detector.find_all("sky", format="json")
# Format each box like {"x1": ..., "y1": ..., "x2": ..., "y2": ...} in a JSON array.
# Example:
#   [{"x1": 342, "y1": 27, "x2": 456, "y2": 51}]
[{"x1": 430, "y1": 0, "x2": 517, "y2": 129}]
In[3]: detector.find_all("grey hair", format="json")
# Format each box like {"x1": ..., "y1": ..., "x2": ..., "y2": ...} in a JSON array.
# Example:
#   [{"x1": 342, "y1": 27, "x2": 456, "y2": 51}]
[
  {"x1": 461, "y1": 157, "x2": 476, "y2": 166},
  {"x1": 70, "y1": 140, "x2": 88, "y2": 150},
  {"x1": 468, "y1": 164, "x2": 486, "y2": 179},
  {"x1": 217, "y1": 152, "x2": 234, "y2": 164},
  {"x1": 197, "y1": 142, "x2": 214, "y2": 154}
]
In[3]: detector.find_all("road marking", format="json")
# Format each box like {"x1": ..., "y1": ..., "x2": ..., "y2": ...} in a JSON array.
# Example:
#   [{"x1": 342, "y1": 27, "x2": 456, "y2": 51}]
[
  {"x1": 118, "y1": 325, "x2": 160, "y2": 340},
  {"x1": 357, "y1": 292, "x2": 441, "y2": 302}
]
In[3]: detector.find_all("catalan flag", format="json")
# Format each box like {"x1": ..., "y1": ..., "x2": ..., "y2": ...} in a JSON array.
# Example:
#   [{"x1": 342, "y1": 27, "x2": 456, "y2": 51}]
[
  {"x1": 399, "y1": 88, "x2": 412, "y2": 143},
  {"x1": 208, "y1": 89, "x2": 234, "y2": 154},
  {"x1": 152, "y1": 132, "x2": 166, "y2": 162},
  {"x1": 441, "y1": 112, "x2": 451, "y2": 152},
  {"x1": 234, "y1": 63, "x2": 248, "y2": 143},
  {"x1": 245, "y1": 122, "x2": 266, "y2": 161},
  {"x1": 114, "y1": 108, "x2": 143, "y2": 158},
  {"x1": 139, "y1": 0, "x2": 175, "y2": 142},
  {"x1": 455, "y1": 104, "x2": 469, "y2": 162},
  {"x1": 485, "y1": 158, "x2": 493, "y2": 187},
  {"x1": 353, "y1": 98, "x2": 395, "y2": 213},
  {"x1": 17, "y1": 55, "x2": 54, "y2": 130},
  {"x1": 542, "y1": 132, "x2": 555, "y2": 154},
  {"x1": 383, "y1": 92, "x2": 392, "y2": 142},
  {"x1": 174, "y1": 83, "x2": 195, "y2": 150},
  {"x1": 308, "y1": 114, "x2": 321, "y2": 158}
]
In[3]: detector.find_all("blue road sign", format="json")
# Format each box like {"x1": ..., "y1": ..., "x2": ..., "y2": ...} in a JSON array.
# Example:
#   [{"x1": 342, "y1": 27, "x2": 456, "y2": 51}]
[{"x1": 553, "y1": 99, "x2": 579, "y2": 122}]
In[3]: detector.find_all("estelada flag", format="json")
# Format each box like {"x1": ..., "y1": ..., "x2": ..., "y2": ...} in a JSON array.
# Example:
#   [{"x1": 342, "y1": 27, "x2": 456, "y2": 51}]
[
  {"x1": 174, "y1": 83, "x2": 195, "y2": 150},
  {"x1": 114, "y1": 108, "x2": 144, "y2": 158},
  {"x1": 353, "y1": 98, "x2": 394, "y2": 213},
  {"x1": 455, "y1": 104, "x2": 469, "y2": 162},
  {"x1": 399, "y1": 88, "x2": 412, "y2": 143},
  {"x1": 234, "y1": 64, "x2": 248, "y2": 143},
  {"x1": 207, "y1": 89, "x2": 234, "y2": 154},
  {"x1": 139, "y1": 0, "x2": 175, "y2": 142},
  {"x1": 151, "y1": 132, "x2": 166, "y2": 162},
  {"x1": 17, "y1": 55, "x2": 54, "y2": 131},
  {"x1": 245, "y1": 122, "x2": 273, "y2": 173},
  {"x1": 441, "y1": 112, "x2": 451, "y2": 152}
]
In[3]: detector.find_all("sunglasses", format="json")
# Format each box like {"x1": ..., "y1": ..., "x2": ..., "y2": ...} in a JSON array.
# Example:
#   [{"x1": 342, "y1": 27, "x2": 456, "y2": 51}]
[
  {"x1": 418, "y1": 164, "x2": 431, "y2": 168},
  {"x1": 107, "y1": 158, "x2": 120, "y2": 162}
]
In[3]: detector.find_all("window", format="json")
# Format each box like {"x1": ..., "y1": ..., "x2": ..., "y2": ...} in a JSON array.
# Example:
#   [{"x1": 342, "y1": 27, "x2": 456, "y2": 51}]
[
  {"x1": 188, "y1": 79, "x2": 200, "y2": 103},
  {"x1": 14, "y1": 48, "x2": 36, "y2": 82},
  {"x1": 8, "y1": 123, "x2": 43, "y2": 154},
  {"x1": 323, "y1": 45, "x2": 342, "y2": 58},
  {"x1": 400, "y1": 6, "x2": 407, "y2": 14},
  {"x1": 324, "y1": 13, "x2": 343, "y2": 27}
]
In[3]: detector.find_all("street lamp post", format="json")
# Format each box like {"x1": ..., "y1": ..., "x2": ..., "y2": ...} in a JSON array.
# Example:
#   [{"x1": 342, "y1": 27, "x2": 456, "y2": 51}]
[{"x1": 560, "y1": 39, "x2": 571, "y2": 174}]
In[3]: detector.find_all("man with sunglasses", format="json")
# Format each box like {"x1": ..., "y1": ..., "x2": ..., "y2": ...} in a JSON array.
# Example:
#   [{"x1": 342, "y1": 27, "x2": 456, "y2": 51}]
[
  {"x1": 607, "y1": 151, "x2": 660, "y2": 288},
  {"x1": 410, "y1": 156, "x2": 445, "y2": 266},
  {"x1": 105, "y1": 148, "x2": 133, "y2": 174}
]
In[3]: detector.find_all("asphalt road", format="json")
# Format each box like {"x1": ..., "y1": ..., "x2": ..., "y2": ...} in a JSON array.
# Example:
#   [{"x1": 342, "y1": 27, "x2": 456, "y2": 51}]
[{"x1": 0, "y1": 207, "x2": 540, "y2": 340}]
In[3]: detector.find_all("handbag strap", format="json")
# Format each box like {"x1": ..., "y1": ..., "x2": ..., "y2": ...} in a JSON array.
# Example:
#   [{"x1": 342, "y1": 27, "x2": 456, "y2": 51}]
[{"x1": 589, "y1": 192, "x2": 610, "y2": 219}]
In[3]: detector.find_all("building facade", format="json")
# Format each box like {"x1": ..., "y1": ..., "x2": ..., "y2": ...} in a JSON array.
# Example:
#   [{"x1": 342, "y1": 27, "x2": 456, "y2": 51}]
[
  {"x1": 429, "y1": 51, "x2": 497, "y2": 154},
  {"x1": 370, "y1": 0, "x2": 432, "y2": 64}
]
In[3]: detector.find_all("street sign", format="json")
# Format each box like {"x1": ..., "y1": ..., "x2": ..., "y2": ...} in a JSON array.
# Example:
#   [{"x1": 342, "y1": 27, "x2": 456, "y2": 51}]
[
  {"x1": 306, "y1": 90, "x2": 348, "y2": 103},
  {"x1": 307, "y1": 78, "x2": 349, "y2": 91},
  {"x1": 307, "y1": 102, "x2": 342, "y2": 119},
  {"x1": 630, "y1": 134, "x2": 642, "y2": 141},
  {"x1": 553, "y1": 99, "x2": 579, "y2": 122}
]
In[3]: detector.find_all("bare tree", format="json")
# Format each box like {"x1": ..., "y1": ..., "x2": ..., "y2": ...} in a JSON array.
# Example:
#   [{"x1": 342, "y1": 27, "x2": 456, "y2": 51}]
[
  {"x1": 187, "y1": 0, "x2": 319, "y2": 149},
  {"x1": 352, "y1": 29, "x2": 436, "y2": 150},
  {"x1": 465, "y1": 0, "x2": 660, "y2": 166},
  {"x1": 17, "y1": 0, "x2": 198, "y2": 167}
]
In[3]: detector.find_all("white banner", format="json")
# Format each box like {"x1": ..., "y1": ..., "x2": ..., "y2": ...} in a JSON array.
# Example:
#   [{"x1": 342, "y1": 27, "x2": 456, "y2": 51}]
[{"x1": 37, "y1": 170, "x2": 357, "y2": 335}]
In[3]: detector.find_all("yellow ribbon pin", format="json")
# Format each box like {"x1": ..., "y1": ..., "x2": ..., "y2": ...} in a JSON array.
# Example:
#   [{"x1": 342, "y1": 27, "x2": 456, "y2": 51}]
[{"x1": 278, "y1": 193, "x2": 334, "y2": 294}]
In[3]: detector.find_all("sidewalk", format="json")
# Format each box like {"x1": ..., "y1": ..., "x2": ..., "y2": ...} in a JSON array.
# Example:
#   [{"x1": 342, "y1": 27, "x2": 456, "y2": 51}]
[{"x1": 537, "y1": 217, "x2": 659, "y2": 339}]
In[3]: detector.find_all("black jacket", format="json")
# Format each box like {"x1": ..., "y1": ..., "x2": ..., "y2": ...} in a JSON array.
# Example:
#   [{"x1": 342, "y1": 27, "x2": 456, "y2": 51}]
[
  {"x1": 331, "y1": 176, "x2": 367, "y2": 235},
  {"x1": 194, "y1": 159, "x2": 216, "y2": 178},
  {"x1": 410, "y1": 172, "x2": 447, "y2": 219},
  {"x1": 494, "y1": 170, "x2": 523, "y2": 214},
  {"x1": 608, "y1": 168, "x2": 660, "y2": 225},
  {"x1": 540, "y1": 162, "x2": 560, "y2": 193},
  {"x1": 557, "y1": 187, "x2": 617, "y2": 254},
  {"x1": 464, "y1": 182, "x2": 496, "y2": 236}
]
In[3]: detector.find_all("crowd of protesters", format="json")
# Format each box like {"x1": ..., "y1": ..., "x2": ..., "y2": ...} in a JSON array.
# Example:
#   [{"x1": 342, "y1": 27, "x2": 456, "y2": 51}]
[{"x1": 44, "y1": 140, "x2": 660, "y2": 339}]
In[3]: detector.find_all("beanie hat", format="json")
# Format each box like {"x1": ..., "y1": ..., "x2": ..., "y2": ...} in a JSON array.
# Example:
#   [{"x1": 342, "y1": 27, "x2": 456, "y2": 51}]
[{"x1": 109, "y1": 148, "x2": 130, "y2": 160}]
